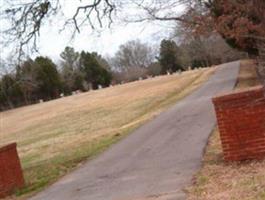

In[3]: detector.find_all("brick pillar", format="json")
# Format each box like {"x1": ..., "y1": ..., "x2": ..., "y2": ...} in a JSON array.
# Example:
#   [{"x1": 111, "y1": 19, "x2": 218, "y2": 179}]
[
  {"x1": 0, "y1": 143, "x2": 25, "y2": 198},
  {"x1": 212, "y1": 86, "x2": 265, "y2": 161}
]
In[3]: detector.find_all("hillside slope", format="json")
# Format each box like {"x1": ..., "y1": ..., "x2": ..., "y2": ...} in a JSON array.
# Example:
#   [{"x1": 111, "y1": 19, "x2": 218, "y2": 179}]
[{"x1": 0, "y1": 68, "x2": 215, "y2": 197}]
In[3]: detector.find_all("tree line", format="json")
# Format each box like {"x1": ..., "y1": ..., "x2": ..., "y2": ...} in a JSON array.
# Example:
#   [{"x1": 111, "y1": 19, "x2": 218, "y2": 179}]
[
  {"x1": 1, "y1": 0, "x2": 264, "y2": 85},
  {"x1": 0, "y1": 50, "x2": 112, "y2": 110},
  {"x1": 0, "y1": 36, "x2": 244, "y2": 111}
]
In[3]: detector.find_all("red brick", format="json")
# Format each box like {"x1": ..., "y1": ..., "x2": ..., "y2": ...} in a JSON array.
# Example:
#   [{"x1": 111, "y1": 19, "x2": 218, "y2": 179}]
[
  {"x1": 213, "y1": 86, "x2": 265, "y2": 161},
  {"x1": 0, "y1": 143, "x2": 25, "y2": 198}
]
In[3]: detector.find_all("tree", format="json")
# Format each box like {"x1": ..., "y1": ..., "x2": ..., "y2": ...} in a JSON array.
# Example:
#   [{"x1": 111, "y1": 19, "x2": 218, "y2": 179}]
[
  {"x1": 177, "y1": 34, "x2": 245, "y2": 69},
  {"x1": 205, "y1": 0, "x2": 263, "y2": 55},
  {"x1": 109, "y1": 40, "x2": 155, "y2": 82},
  {"x1": 92, "y1": 52, "x2": 112, "y2": 71},
  {"x1": 2, "y1": 1, "x2": 264, "y2": 86},
  {"x1": 0, "y1": 51, "x2": 112, "y2": 110},
  {"x1": 147, "y1": 62, "x2": 162, "y2": 76},
  {"x1": 112, "y1": 40, "x2": 155, "y2": 71},
  {"x1": 2, "y1": 0, "x2": 263, "y2": 55},
  {"x1": 59, "y1": 48, "x2": 112, "y2": 91},
  {"x1": 1, "y1": 0, "x2": 193, "y2": 59},
  {"x1": 174, "y1": 0, "x2": 265, "y2": 86},
  {"x1": 35, "y1": 56, "x2": 62, "y2": 99},
  {"x1": 60, "y1": 46, "x2": 80, "y2": 93},
  {"x1": 79, "y1": 51, "x2": 112, "y2": 89},
  {"x1": 60, "y1": 46, "x2": 79, "y2": 70},
  {"x1": 16, "y1": 58, "x2": 39, "y2": 104},
  {"x1": 0, "y1": 56, "x2": 65, "y2": 110},
  {"x1": 204, "y1": 0, "x2": 265, "y2": 86},
  {"x1": 1, "y1": 0, "x2": 116, "y2": 57},
  {"x1": 158, "y1": 39, "x2": 183, "y2": 74},
  {"x1": 0, "y1": 74, "x2": 23, "y2": 109}
]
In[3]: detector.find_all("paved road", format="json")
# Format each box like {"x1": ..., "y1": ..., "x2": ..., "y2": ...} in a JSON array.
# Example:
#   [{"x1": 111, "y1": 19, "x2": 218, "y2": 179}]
[{"x1": 29, "y1": 62, "x2": 240, "y2": 200}]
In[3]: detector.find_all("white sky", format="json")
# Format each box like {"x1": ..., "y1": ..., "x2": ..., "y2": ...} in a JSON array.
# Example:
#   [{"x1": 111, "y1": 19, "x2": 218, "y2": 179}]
[
  {"x1": 0, "y1": 0, "x2": 183, "y2": 62},
  {"x1": 38, "y1": 20, "x2": 175, "y2": 61}
]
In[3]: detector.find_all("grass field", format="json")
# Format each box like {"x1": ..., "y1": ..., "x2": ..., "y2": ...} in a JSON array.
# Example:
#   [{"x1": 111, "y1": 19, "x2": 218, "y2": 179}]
[
  {"x1": 187, "y1": 60, "x2": 265, "y2": 200},
  {"x1": 0, "y1": 67, "x2": 215, "y2": 198}
]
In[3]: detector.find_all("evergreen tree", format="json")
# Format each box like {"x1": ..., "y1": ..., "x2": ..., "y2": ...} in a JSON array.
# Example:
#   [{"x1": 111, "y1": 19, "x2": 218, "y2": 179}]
[
  {"x1": 35, "y1": 56, "x2": 62, "y2": 99},
  {"x1": 0, "y1": 74, "x2": 23, "y2": 109},
  {"x1": 159, "y1": 39, "x2": 183, "y2": 74},
  {"x1": 16, "y1": 58, "x2": 39, "y2": 104},
  {"x1": 79, "y1": 51, "x2": 112, "y2": 89},
  {"x1": 60, "y1": 47, "x2": 80, "y2": 93}
]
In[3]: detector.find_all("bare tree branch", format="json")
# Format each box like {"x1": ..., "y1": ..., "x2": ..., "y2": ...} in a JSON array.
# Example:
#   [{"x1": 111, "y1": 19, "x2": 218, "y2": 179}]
[{"x1": 0, "y1": 0, "x2": 205, "y2": 60}]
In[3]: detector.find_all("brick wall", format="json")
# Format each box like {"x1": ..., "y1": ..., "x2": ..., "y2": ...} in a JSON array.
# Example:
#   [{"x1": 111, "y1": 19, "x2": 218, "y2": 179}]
[
  {"x1": 212, "y1": 86, "x2": 265, "y2": 161},
  {"x1": 0, "y1": 143, "x2": 25, "y2": 198}
]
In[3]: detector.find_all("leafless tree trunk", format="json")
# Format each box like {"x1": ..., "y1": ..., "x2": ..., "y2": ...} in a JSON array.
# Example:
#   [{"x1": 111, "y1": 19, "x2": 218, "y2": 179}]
[{"x1": 257, "y1": 41, "x2": 265, "y2": 92}]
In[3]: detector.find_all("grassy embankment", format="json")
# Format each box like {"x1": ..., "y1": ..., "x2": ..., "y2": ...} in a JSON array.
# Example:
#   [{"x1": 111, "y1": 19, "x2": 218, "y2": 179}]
[
  {"x1": 187, "y1": 60, "x2": 265, "y2": 200},
  {"x1": 0, "y1": 67, "x2": 215, "y2": 199}
]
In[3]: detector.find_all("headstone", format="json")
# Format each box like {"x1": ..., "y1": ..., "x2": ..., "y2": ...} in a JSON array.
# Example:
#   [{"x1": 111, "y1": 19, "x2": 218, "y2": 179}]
[
  {"x1": 147, "y1": 75, "x2": 152, "y2": 79},
  {"x1": 60, "y1": 93, "x2": 64, "y2": 98},
  {"x1": 39, "y1": 99, "x2": 43, "y2": 103},
  {"x1": 82, "y1": 82, "x2": 89, "y2": 91},
  {"x1": 98, "y1": 84, "x2": 102, "y2": 89},
  {"x1": 88, "y1": 83, "x2": 93, "y2": 91}
]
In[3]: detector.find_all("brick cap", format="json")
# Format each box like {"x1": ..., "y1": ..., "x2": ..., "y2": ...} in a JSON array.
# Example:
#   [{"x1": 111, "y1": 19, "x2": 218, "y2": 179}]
[
  {"x1": 212, "y1": 85, "x2": 264, "y2": 104},
  {"x1": 0, "y1": 143, "x2": 17, "y2": 153}
]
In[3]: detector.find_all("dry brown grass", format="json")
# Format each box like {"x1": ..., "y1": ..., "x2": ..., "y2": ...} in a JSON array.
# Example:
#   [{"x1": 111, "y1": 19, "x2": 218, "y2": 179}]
[
  {"x1": 0, "y1": 67, "x2": 215, "y2": 197},
  {"x1": 187, "y1": 60, "x2": 265, "y2": 200}
]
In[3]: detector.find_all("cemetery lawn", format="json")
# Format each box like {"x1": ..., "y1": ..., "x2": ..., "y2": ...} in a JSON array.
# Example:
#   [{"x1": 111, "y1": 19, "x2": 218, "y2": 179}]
[
  {"x1": 0, "y1": 68, "x2": 215, "y2": 199},
  {"x1": 187, "y1": 60, "x2": 265, "y2": 200}
]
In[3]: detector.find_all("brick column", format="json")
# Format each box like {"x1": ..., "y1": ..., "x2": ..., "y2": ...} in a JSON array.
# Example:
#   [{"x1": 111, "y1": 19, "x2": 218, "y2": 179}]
[
  {"x1": 0, "y1": 143, "x2": 25, "y2": 198},
  {"x1": 212, "y1": 86, "x2": 265, "y2": 161}
]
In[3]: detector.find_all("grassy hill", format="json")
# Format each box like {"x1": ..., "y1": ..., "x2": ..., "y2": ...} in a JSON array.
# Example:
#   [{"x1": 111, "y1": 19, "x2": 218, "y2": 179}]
[{"x1": 0, "y1": 68, "x2": 215, "y2": 198}]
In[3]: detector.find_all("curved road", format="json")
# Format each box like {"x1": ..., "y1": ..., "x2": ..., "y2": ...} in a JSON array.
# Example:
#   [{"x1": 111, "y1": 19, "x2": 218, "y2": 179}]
[{"x1": 29, "y1": 61, "x2": 240, "y2": 200}]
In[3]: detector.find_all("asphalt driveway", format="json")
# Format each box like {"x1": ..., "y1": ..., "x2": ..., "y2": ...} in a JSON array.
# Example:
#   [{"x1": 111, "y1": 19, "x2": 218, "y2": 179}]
[{"x1": 29, "y1": 61, "x2": 240, "y2": 200}]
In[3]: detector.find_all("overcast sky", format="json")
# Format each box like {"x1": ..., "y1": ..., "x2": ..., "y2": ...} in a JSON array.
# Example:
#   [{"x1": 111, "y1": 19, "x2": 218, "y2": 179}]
[
  {"x1": 38, "y1": 20, "x2": 175, "y2": 61},
  {"x1": 0, "y1": 0, "x2": 182, "y2": 62}
]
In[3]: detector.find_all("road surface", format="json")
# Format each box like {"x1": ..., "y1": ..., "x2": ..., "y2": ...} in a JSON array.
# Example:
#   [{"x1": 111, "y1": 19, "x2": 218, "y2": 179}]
[{"x1": 29, "y1": 61, "x2": 240, "y2": 200}]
